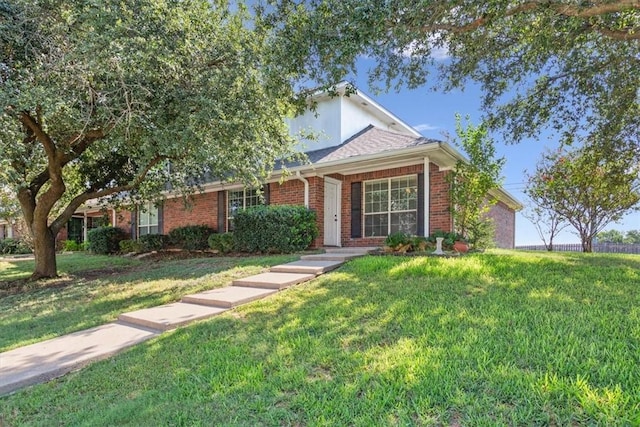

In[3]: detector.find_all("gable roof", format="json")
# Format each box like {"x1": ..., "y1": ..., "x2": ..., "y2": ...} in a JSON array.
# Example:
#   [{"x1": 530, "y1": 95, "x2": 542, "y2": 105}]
[
  {"x1": 307, "y1": 82, "x2": 421, "y2": 138},
  {"x1": 280, "y1": 125, "x2": 522, "y2": 210},
  {"x1": 305, "y1": 125, "x2": 437, "y2": 164},
  {"x1": 284, "y1": 125, "x2": 440, "y2": 169}
]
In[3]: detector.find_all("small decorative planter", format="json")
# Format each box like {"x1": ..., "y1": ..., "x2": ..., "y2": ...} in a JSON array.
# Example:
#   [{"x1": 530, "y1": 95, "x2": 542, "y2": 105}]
[{"x1": 453, "y1": 241, "x2": 469, "y2": 253}]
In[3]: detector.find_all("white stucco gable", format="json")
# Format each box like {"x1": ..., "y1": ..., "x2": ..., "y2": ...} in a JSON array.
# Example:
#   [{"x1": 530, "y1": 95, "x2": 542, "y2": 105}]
[{"x1": 288, "y1": 83, "x2": 420, "y2": 152}]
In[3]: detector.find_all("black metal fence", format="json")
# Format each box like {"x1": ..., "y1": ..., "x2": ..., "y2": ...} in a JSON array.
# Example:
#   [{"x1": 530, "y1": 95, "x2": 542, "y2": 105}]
[{"x1": 516, "y1": 243, "x2": 640, "y2": 254}]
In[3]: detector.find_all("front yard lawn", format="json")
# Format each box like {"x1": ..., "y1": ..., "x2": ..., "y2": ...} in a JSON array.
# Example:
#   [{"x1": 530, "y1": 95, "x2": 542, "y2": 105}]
[
  {"x1": 1, "y1": 250, "x2": 639, "y2": 425},
  {"x1": 0, "y1": 252, "x2": 298, "y2": 352}
]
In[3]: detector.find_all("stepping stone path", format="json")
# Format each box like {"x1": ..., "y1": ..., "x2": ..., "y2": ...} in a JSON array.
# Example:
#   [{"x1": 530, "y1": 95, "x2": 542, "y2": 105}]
[{"x1": 0, "y1": 248, "x2": 374, "y2": 395}]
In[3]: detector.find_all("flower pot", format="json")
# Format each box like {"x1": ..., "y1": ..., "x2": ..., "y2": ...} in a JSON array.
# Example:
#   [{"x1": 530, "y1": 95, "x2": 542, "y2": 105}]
[{"x1": 453, "y1": 241, "x2": 469, "y2": 253}]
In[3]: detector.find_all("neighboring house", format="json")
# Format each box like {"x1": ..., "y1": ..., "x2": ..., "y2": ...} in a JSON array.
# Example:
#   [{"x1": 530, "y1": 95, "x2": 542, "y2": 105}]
[
  {"x1": 0, "y1": 219, "x2": 16, "y2": 240},
  {"x1": 17, "y1": 83, "x2": 523, "y2": 248}
]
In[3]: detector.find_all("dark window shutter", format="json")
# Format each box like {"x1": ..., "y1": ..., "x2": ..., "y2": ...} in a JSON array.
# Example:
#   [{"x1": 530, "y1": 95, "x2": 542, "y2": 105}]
[
  {"x1": 130, "y1": 209, "x2": 137, "y2": 239},
  {"x1": 262, "y1": 183, "x2": 270, "y2": 205},
  {"x1": 351, "y1": 182, "x2": 362, "y2": 238},
  {"x1": 157, "y1": 203, "x2": 164, "y2": 235},
  {"x1": 217, "y1": 191, "x2": 226, "y2": 233},
  {"x1": 417, "y1": 173, "x2": 425, "y2": 236}
]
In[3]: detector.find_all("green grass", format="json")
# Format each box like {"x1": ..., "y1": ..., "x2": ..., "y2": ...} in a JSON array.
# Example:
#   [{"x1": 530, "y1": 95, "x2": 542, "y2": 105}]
[
  {"x1": 0, "y1": 252, "x2": 298, "y2": 352},
  {"x1": 1, "y1": 250, "x2": 639, "y2": 425},
  {"x1": 0, "y1": 252, "x2": 140, "y2": 282}
]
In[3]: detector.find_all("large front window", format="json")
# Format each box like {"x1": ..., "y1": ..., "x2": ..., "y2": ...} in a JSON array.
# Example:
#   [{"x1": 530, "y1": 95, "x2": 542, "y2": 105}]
[
  {"x1": 227, "y1": 188, "x2": 263, "y2": 231},
  {"x1": 364, "y1": 176, "x2": 418, "y2": 236},
  {"x1": 138, "y1": 203, "x2": 158, "y2": 236}
]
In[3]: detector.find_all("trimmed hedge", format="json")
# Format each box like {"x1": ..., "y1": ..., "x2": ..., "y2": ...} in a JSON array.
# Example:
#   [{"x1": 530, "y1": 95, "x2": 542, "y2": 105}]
[
  {"x1": 168, "y1": 225, "x2": 215, "y2": 251},
  {"x1": 208, "y1": 232, "x2": 234, "y2": 253},
  {"x1": 233, "y1": 205, "x2": 318, "y2": 253},
  {"x1": 88, "y1": 226, "x2": 129, "y2": 254}
]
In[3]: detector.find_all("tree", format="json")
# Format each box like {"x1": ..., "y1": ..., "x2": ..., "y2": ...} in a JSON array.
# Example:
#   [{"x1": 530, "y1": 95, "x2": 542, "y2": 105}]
[
  {"x1": 0, "y1": 185, "x2": 19, "y2": 222},
  {"x1": 526, "y1": 144, "x2": 640, "y2": 252},
  {"x1": 624, "y1": 230, "x2": 640, "y2": 244},
  {"x1": 596, "y1": 229, "x2": 625, "y2": 243},
  {"x1": 263, "y1": 0, "x2": 640, "y2": 154},
  {"x1": 448, "y1": 115, "x2": 505, "y2": 248},
  {"x1": 522, "y1": 201, "x2": 569, "y2": 251},
  {"x1": 0, "y1": 0, "x2": 300, "y2": 279}
]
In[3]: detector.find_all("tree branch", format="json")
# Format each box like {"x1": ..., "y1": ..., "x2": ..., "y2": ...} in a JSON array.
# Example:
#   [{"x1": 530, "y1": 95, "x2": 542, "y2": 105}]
[
  {"x1": 19, "y1": 111, "x2": 56, "y2": 164},
  {"x1": 415, "y1": 1, "x2": 640, "y2": 40},
  {"x1": 50, "y1": 155, "x2": 168, "y2": 233}
]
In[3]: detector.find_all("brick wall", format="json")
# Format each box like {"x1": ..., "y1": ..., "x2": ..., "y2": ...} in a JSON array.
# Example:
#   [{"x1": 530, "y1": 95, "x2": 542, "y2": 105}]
[
  {"x1": 429, "y1": 167, "x2": 452, "y2": 234},
  {"x1": 163, "y1": 192, "x2": 219, "y2": 232},
  {"x1": 270, "y1": 180, "x2": 306, "y2": 206},
  {"x1": 115, "y1": 209, "x2": 133, "y2": 235},
  {"x1": 106, "y1": 164, "x2": 513, "y2": 250},
  {"x1": 326, "y1": 163, "x2": 452, "y2": 247},
  {"x1": 487, "y1": 201, "x2": 516, "y2": 248}
]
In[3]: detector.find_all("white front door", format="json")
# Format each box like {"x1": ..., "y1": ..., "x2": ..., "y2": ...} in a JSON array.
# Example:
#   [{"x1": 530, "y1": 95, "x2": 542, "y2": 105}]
[{"x1": 323, "y1": 178, "x2": 341, "y2": 246}]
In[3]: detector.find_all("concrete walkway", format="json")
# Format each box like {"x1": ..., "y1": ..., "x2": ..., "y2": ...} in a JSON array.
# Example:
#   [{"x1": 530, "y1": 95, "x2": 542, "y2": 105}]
[{"x1": 0, "y1": 248, "x2": 374, "y2": 396}]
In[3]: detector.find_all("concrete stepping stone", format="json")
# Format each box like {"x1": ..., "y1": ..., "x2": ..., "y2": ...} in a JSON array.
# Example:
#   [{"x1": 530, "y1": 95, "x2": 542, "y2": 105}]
[
  {"x1": 270, "y1": 260, "x2": 344, "y2": 275},
  {"x1": 182, "y1": 286, "x2": 276, "y2": 308},
  {"x1": 324, "y1": 247, "x2": 377, "y2": 254},
  {"x1": 118, "y1": 303, "x2": 227, "y2": 332},
  {"x1": 232, "y1": 272, "x2": 315, "y2": 290},
  {"x1": 299, "y1": 253, "x2": 364, "y2": 262},
  {"x1": 0, "y1": 323, "x2": 158, "y2": 396}
]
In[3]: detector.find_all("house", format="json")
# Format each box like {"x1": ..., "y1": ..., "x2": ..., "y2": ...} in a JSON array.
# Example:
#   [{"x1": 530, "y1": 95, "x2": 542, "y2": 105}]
[
  {"x1": 37, "y1": 83, "x2": 522, "y2": 248},
  {"x1": 0, "y1": 219, "x2": 16, "y2": 240}
]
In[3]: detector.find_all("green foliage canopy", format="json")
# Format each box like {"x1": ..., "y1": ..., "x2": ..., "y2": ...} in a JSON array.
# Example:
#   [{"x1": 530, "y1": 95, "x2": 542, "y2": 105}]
[
  {"x1": 448, "y1": 115, "x2": 504, "y2": 248},
  {"x1": 526, "y1": 144, "x2": 640, "y2": 252},
  {"x1": 263, "y1": 0, "x2": 640, "y2": 152},
  {"x1": 0, "y1": 0, "x2": 300, "y2": 277}
]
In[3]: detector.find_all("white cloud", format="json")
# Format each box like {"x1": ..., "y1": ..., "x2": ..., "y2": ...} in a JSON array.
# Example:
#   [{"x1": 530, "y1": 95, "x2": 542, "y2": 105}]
[
  {"x1": 414, "y1": 123, "x2": 439, "y2": 132},
  {"x1": 399, "y1": 34, "x2": 450, "y2": 61}
]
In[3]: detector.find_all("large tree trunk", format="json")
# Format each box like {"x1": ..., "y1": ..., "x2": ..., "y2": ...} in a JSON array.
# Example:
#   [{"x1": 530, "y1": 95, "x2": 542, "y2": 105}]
[
  {"x1": 581, "y1": 236, "x2": 593, "y2": 253},
  {"x1": 31, "y1": 226, "x2": 58, "y2": 280}
]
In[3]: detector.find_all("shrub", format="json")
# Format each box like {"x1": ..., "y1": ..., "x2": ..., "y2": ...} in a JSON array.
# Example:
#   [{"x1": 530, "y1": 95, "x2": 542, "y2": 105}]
[
  {"x1": 208, "y1": 232, "x2": 234, "y2": 253},
  {"x1": 427, "y1": 230, "x2": 461, "y2": 251},
  {"x1": 233, "y1": 205, "x2": 318, "y2": 253},
  {"x1": 466, "y1": 217, "x2": 496, "y2": 250},
  {"x1": 168, "y1": 225, "x2": 216, "y2": 251},
  {"x1": 384, "y1": 232, "x2": 412, "y2": 249},
  {"x1": 119, "y1": 239, "x2": 143, "y2": 254},
  {"x1": 0, "y1": 238, "x2": 32, "y2": 255},
  {"x1": 87, "y1": 226, "x2": 129, "y2": 254},
  {"x1": 62, "y1": 240, "x2": 84, "y2": 252},
  {"x1": 139, "y1": 234, "x2": 168, "y2": 251},
  {"x1": 411, "y1": 236, "x2": 432, "y2": 252}
]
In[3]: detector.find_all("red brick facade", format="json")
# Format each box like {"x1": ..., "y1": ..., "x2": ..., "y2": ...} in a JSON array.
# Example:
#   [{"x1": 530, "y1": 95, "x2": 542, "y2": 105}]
[
  {"x1": 487, "y1": 201, "x2": 516, "y2": 249},
  {"x1": 109, "y1": 161, "x2": 516, "y2": 249},
  {"x1": 163, "y1": 192, "x2": 219, "y2": 232}
]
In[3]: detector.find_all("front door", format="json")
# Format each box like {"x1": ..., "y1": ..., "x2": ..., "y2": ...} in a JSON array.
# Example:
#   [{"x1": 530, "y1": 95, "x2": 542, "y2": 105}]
[{"x1": 323, "y1": 178, "x2": 341, "y2": 246}]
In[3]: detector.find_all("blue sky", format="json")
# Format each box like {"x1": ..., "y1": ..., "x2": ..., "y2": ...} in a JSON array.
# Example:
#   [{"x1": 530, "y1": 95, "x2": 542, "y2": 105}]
[{"x1": 348, "y1": 59, "x2": 639, "y2": 246}]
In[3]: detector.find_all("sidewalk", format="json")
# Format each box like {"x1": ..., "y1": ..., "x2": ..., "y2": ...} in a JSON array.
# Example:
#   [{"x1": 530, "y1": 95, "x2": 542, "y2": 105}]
[{"x1": 0, "y1": 248, "x2": 374, "y2": 396}]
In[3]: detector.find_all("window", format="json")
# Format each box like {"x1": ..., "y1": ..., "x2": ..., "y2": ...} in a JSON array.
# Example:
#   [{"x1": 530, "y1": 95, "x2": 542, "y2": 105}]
[
  {"x1": 138, "y1": 203, "x2": 158, "y2": 236},
  {"x1": 227, "y1": 188, "x2": 263, "y2": 231},
  {"x1": 364, "y1": 176, "x2": 418, "y2": 236}
]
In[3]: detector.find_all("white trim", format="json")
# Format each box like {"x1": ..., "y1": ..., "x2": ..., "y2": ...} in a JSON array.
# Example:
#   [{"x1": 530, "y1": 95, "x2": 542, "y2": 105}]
[
  {"x1": 83, "y1": 212, "x2": 88, "y2": 243},
  {"x1": 424, "y1": 157, "x2": 430, "y2": 236}
]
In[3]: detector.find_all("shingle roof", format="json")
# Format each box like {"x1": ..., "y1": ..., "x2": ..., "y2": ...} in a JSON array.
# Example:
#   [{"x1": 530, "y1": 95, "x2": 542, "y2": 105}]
[{"x1": 285, "y1": 125, "x2": 439, "y2": 168}]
